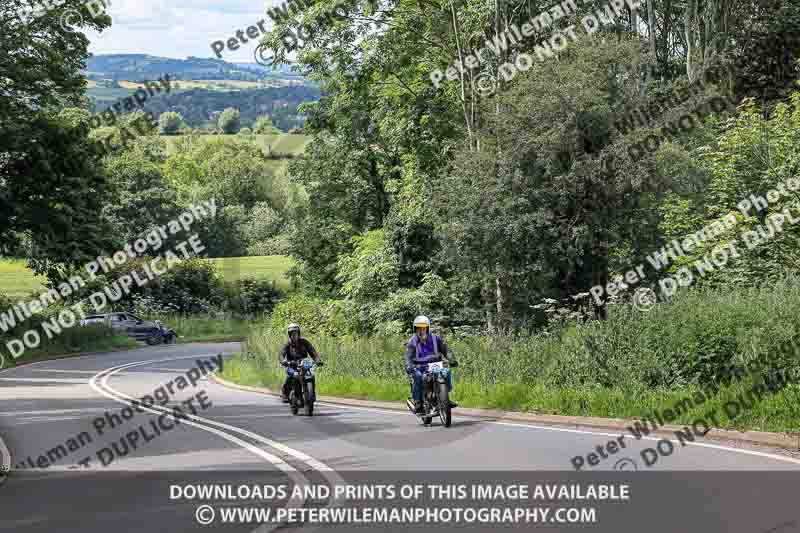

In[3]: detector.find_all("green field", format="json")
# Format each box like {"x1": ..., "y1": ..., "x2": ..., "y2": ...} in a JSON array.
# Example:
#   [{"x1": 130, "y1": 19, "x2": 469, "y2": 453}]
[
  {"x1": 162, "y1": 134, "x2": 310, "y2": 176},
  {"x1": 161, "y1": 134, "x2": 310, "y2": 157},
  {"x1": 0, "y1": 256, "x2": 294, "y2": 299},
  {"x1": 0, "y1": 259, "x2": 47, "y2": 298},
  {"x1": 86, "y1": 86, "x2": 136, "y2": 102},
  {"x1": 209, "y1": 256, "x2": 294, "y2": 290}
]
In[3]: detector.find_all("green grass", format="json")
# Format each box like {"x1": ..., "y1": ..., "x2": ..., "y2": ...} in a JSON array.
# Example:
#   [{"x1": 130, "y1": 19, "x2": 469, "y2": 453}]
[
  {"x1": 85, "y1": 86, "x2": 137, "y2": 102},
  {"x1": 222, "y1": 281, "x2": 800, "y2": 435},
  {"x1": 1, "y1": 325, "x2": 138, "y2": 371},
  {"x1": 210, "y1": 256, "x2": 294, "y2": 291},
  {"x1": 0, "y1": 259, "x2": 47, "y2": 298},
  {"x1": 224, "y1": 343, "x2": 800, "y2": 434},
  {"x1": 0, "y1": 256, "x2": 294, "y2": 299},
  {"x1": 146, "y1": 313, "x2": 257, "y2": 343},
  {"x1": 161, "y1": 134, "x2": 310, "y2": 157},
  {"x1": 161, "y1": 134, "x2": 310, "y2": 176}
]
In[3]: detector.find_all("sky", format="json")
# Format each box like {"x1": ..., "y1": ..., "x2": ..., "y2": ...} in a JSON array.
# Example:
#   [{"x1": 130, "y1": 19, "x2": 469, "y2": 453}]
[{"x1": 85, "y1": 0, "x2": 283, "y2": 63}]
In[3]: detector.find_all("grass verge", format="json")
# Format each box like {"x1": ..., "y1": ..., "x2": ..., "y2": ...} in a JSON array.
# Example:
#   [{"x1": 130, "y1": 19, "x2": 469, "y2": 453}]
[
  {"x1": 146, "y1": 313, "x2": 260, "y2": 344},
  {"x1": 1, "y1": 325, "x2": 138, "y2": 371},
  {"x1": 222, "y1": 350, "x2": 800, "y2": 435},
  {"x1": 223, "y1": 280, "x2": 800, "y2": 435}
]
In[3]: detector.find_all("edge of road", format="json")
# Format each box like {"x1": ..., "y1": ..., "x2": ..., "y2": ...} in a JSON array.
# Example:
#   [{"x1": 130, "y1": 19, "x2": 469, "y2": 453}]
[
  {"x1": 0, "y1": 345, "x2": 143, "y2": 373},
  {"x1": 0, "y1": 339, "x2": 244, "y2": 374},
  {"x1": 209, "y1": 373, "x2": 800, "y2": 451}
]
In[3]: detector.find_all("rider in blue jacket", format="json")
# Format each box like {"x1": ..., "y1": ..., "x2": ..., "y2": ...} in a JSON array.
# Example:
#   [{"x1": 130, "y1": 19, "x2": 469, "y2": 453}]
[{"x1": 405, "y1": 315, "x2": 458, "y2": 414}]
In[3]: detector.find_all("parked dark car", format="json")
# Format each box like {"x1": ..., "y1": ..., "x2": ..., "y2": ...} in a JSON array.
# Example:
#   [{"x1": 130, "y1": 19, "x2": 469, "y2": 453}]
[{"x1": 80, "y1": 313, "x2": 177, "y2": 345}]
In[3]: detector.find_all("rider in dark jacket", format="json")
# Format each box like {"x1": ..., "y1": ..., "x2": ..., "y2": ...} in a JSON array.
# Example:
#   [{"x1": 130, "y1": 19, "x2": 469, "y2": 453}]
[
  {"x1": 280, "y1": 323, "x2": 323, "y2": 402},
  {"x1": 405, "y1": 315, "x2": 457, "y2": 413}
]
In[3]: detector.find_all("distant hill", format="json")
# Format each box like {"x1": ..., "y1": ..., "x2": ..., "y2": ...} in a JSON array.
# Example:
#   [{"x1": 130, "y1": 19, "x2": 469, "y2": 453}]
[
  {"x1": 93, "y1": 85, "x2": 321, "y2": 132},
  {"x1": 85, "y1": 54, "x2": 304, "y2": 84}
]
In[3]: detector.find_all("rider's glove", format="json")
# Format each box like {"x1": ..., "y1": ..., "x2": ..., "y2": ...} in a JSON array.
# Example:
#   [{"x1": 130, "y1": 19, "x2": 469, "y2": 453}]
[
  {"x1": 448, "y1": 359, "x2": 459, "y2": 368},
  {"x1": 405, "y1": 366, "x2": 415, "y2": 376},
  {"x1": 280, "y1": 360, "x2": 289, "y2": 367},
  {"x1": 316, "y1": 360, "x2": 324, "y2": 367}
]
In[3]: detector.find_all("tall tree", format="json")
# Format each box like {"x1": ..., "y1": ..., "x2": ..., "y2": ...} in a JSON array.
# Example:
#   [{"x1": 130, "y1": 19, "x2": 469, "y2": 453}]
[{"x1": 0, "y1": 0, "x2": 112, "y2": 280}]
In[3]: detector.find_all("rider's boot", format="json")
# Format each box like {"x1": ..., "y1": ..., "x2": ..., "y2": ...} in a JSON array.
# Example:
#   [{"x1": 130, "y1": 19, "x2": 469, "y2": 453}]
[{"x1": 281, "y1": 383, "x2": 290, "y2": 403}]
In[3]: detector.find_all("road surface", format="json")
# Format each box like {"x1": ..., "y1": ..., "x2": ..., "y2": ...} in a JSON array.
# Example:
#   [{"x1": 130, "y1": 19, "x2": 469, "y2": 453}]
[{"x1": 1, "y1": 343, "x2": 799, "y2": 532}]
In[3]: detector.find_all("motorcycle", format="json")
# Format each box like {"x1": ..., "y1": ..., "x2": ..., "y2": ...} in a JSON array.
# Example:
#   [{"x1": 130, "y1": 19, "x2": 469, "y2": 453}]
[
  {"x1": 286, "y1": 358, "x2": 321, "y2": 416},
  {"x1": 406, "y1": 359, "x2": 458, "y2": 427}
]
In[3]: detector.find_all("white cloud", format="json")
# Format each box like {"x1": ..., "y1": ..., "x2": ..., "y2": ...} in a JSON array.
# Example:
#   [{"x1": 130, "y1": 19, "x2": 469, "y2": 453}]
[{"x1": 87, "y1": 0, "x2": 281, "y2": 62}]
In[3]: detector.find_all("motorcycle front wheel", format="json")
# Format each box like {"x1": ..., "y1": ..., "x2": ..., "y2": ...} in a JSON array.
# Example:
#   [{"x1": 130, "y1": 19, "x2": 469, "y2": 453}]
[
  {"x1": 438, "y1": 383, "x2": 451, "y2": 427},
  {"x1": 290, "y1": 388, "x2": 300, "y2": 415},
  {"x1": 304, "y1": 381, "x2": 315, "y2": 416}
]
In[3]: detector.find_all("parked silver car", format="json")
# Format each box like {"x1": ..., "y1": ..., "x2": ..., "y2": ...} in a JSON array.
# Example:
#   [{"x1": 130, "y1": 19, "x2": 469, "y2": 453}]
[{"x1": 80, "y1": 313, "x2": 177, "y2": 345}]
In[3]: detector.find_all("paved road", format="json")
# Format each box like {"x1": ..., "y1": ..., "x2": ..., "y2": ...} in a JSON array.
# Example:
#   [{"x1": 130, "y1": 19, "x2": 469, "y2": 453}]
[{"x1": 1, "y1": 343, "x2": 799, "y2": 532}]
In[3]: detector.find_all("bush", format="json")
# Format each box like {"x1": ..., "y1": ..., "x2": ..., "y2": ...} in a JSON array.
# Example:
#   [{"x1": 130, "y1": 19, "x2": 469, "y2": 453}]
[
  {"x1": 541, "y1": 278, "x2": 800, "y2": 389},
  {"x1": 270, "y1": 294, "x2": 353, "y2": 337},
  {"x1": 253, "y1": 116, "x2": 280, "y2": 135},
  {"x1": 218, "y1": 108, "x2": 241, "y2": 134},
  {"x1": 159, "y1": 112, "x2": 184, "y2": 135},
  {"x1": 68, "y1": 257, "x2": 226, "y2": 315},
  {"x1": 224, "y1": 278, "x2": 283, "y2": 316},
  {"x1": 239, "y1": 127, "x2": 252, "y2": 135},
  {"x1": 258, "y1": 278, "x2": 800, "y2": 392},
  {"x1": 247, "y1": 234, "x2": 291, "y2": 256}
]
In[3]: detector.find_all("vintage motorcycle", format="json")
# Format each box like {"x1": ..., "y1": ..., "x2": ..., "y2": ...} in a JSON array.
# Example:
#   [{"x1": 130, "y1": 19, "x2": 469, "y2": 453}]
[
  {"x1": 405, "y1": 359, "x2": 458, "y2": 427},
  {"x1": 286, "y1": 358, "x2": 321, "y2": 416}
]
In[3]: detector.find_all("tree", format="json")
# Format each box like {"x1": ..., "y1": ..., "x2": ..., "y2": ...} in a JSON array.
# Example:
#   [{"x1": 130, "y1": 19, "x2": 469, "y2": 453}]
[
  {"x1": 102, "y1": 147, "x2": 182, "y2": 247},
  {"x1": 253, "y1": 116, "x2": 280, "y2": 134},
  {"x1": 159, "y1": 112, "x2": 184, "y2": 135},
  {"x1": 196, "y1": 139, "x2": 275, "y2": 209},
  {"x1": 0, "y1": 0, "x2": 112, "y2": 280},
  {"x1": 218, "y1": 108, "x2": 241, "y2": 134}
]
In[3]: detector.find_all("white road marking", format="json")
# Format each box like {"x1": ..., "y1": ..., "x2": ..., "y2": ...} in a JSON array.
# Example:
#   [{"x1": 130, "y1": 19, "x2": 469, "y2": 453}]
[
  {"x1": 92, "y1": 356, "x2": 346, "y2": 532},
  {"x1": 313, "y1": 401, "x2": 800, "y2": 467}
]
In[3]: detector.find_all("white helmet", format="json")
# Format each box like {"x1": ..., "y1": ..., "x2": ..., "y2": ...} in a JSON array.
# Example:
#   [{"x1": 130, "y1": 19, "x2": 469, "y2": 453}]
[
  {"x1": 287, "y1": 323, "x2": 301, "y2": 337},
  {"x1": 413, "y1": 315, "x2": 431, "y2": 329}
]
